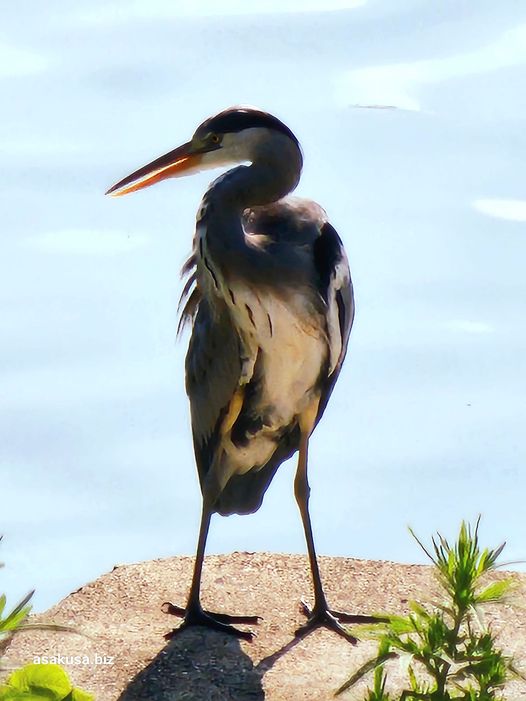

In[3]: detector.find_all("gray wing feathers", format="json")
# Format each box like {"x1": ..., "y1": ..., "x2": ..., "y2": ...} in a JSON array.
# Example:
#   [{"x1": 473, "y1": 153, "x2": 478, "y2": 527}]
[
  {"x1": 185, "y1": 299, "x2": 242, "y2": 484},
  {"x1": 328, "y1": 248, "x2": 354, "y2": 376},
  {"x1": 313, "y1": 222, "x2": 354, "y2": 423}
]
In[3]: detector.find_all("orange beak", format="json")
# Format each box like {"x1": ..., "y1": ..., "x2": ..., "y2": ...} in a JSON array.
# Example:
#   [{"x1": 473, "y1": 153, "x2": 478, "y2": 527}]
[{"x1": 105, "y1": 141, "x2": 208, "y2": 197}]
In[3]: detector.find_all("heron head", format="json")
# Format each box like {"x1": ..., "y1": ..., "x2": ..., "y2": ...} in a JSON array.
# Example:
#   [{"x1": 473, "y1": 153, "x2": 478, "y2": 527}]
[{"x1": 105, "y1": 106, "x2": 301, "y2": 197}]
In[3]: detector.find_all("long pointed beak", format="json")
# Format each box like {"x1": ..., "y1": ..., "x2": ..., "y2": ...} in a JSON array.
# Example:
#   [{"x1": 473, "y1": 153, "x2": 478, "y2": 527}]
[{"x1": 105, "y1": 141, "x2": 207, "y2": 197}]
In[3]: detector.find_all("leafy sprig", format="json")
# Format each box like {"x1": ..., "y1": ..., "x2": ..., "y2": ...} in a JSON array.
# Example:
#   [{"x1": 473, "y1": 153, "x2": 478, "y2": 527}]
[{"x1": 336, "y1": 520, "x2": 523, "y2": 700}]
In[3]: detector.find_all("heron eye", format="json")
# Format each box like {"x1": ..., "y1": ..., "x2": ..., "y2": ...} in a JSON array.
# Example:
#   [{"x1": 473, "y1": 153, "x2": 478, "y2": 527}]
[{"x1": 210, "y1": 134, "x2": 220, "y2": 144}]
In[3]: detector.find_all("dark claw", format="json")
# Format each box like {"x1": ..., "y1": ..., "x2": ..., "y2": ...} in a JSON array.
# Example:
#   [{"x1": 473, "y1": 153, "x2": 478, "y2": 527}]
[
  {"x1": 162, "y1": 601, "x2": 259, "y2": 641},
  {"x1": 161, "y1": 601, "x2": 185, "y2": 617}
]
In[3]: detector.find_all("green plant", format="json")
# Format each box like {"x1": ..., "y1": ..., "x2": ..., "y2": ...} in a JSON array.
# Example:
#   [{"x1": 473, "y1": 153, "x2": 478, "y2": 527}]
[
  {"x1": 0, "y1": 537, "x2": 94, "y2": 700},
  {"x1": 0, "y1": 663, "x2": 92, "y2": 701},
  {"x1": 0, "y1": 538, "x2": 34, "y2": 662},
  {"x1": 336, "y1": 519, "x2": 524, "y2": 700}
]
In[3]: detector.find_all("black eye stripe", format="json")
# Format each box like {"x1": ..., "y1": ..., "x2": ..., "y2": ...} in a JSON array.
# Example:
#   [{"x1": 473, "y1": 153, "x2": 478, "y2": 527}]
[{"x1": 200, "y1": 109, "x2": 299, "y2": 147}]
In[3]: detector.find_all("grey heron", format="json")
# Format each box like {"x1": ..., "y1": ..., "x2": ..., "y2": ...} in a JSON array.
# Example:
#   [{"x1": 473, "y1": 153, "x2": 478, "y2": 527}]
[{"x1": 106, "y1": 106, "x2": 368, "y2": 642}]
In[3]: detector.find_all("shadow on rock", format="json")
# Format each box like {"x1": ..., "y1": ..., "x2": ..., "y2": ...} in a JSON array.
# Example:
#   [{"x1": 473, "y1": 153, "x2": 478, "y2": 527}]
[{"x1": 118, "y1": 628, "x2": 265, "y2": 701}]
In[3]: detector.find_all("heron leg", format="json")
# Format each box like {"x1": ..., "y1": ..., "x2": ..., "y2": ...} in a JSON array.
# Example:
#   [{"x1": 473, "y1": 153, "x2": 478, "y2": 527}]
[
  {"x1": 162, "y1": 503, "x2": 259, "y2": 641},
  {"x1": 293, "y1": 405, "x2": 370, "y2": 643}
]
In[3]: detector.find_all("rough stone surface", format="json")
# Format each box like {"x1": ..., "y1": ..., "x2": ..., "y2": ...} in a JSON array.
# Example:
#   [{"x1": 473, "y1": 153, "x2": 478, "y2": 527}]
[{"x1": 3, "y1": 553, "x2": 525, "y2": 700}]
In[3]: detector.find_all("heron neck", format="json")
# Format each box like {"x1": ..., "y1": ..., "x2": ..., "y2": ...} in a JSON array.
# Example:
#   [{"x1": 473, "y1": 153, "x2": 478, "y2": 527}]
[
  {"x1": 202, "y1": 143, "x2": 302, "y2": 259},
  {"x1": 217, "y1": 143, "x2": 301, "y2": 201}
]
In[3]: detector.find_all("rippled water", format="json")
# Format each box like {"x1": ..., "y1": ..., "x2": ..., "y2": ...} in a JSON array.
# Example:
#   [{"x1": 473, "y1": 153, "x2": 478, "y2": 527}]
[{"x1": 2, "y1": 0, "x2": 525, "y2": 611}]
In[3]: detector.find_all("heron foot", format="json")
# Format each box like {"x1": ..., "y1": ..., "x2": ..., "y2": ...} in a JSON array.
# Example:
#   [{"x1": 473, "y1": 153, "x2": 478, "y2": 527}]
[
  {"x1": 162, "y1": 601, "x2": 260, "y2": 641},
  {"x1": 295, "y1": 599, "x2": 379, "y2": 643}
]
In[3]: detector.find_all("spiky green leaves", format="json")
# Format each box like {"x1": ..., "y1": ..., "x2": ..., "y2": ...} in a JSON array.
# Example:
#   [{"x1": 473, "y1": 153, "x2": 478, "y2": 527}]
[{"x1": 336, "y1": 520, "x2": 523, "y2": 700}]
